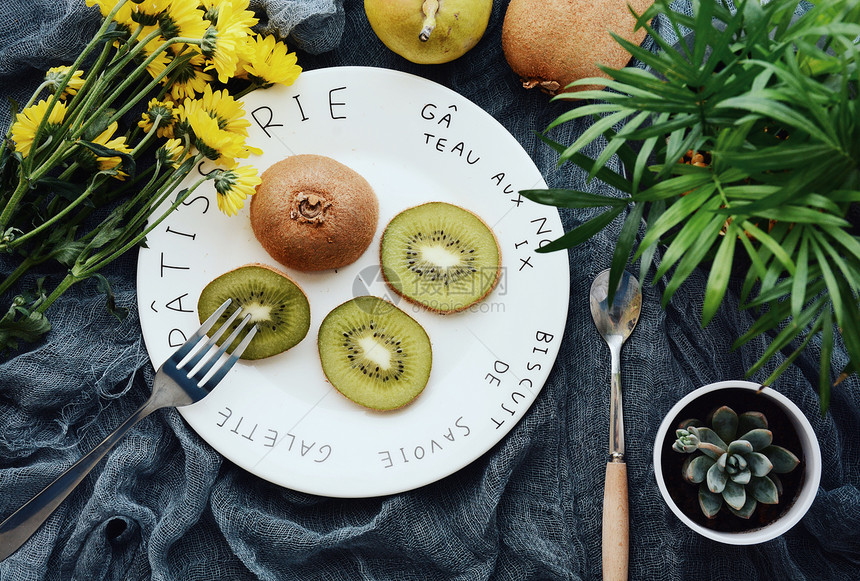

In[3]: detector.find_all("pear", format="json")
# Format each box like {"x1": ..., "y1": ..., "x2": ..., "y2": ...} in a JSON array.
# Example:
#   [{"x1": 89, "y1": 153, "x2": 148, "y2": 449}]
[
  {"x1": 364, "y1": 0, "x2": 493, "y2": 64},
  {"x1": 502, "y1": 0, "x2": 653, "y2": 96}
]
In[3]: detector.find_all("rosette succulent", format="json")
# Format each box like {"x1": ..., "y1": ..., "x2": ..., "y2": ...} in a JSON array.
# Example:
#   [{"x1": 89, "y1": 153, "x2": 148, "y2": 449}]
[{"x1": 672, "y1": 406, "x2": 800, "y2": 519}]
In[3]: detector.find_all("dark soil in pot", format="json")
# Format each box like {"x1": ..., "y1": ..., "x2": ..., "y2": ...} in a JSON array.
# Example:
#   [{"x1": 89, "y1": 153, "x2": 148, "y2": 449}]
[{"x1": 660, "y1": 388, "x2": 805, "y2": 533}]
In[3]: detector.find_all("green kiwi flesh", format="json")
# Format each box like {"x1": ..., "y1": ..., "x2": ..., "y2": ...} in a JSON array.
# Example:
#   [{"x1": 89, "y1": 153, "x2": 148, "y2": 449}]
[
  {"x1": 318, "y1": 296, "x2": 432, "y2": 410},
  {"x1": 197, "y1": 264, "x2": 311, "y2": 360},
  {"x1": 380, "y1": 202, "x2": 501, "y2": 313}
]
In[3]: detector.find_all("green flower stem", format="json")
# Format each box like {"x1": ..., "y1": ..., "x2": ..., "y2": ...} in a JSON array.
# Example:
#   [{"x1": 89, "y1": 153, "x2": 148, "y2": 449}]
[
  {"x1": 76, "y1": 164, "x2": 207, "y2": 276},
  {"x1": 23, "y1": 1, "x2": 126, "y2": 175},
  {"x1": 28, "y1": 142, "x2": 79, "y2": 185},
  {"x1": 0, "y1": 254, "x2": 39, "y2": 297},
  {"x1": 64, "y1": 25, "x2": 163, "y2": 141},
  {"x1": 55, "y1": 39, "x2": 116, "y2": 138},
  {"x1": 0, "y1": 175, "x2": 29, "y2": 232},
  {"x1": 34, "y1": 270, "x2": 80, "y2": 315},
  {"x1": 5, "y1": 176, "x2": 104, "y2": 251},
  {"x1": 76, "y1": 32, "x2": 200, "y2": 140},
  {"x1": 130, "y1": 118, "x2": 162, "y2": 157},
  {"x1": 102, "y1": 38, "x2": 202, "y2": 129}
]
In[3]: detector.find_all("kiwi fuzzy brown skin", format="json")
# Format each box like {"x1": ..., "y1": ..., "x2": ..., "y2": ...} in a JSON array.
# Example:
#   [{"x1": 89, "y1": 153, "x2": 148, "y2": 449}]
[
  {"x1": 379, "y1": 202, "x2": 501, "y2": 315},
  {"x1": 250, "y1": 154, "x2": 379, "y2": 272},
  {"x1": 501, "y1": 0, "x2": 653, "y2": 96}
]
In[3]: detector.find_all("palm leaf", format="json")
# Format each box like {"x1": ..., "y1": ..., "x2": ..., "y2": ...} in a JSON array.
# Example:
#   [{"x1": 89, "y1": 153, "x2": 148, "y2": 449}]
[
  {"x1": 702, "y1": 221, "x2": 739, "y2": 327},
  {"x1": 519, "y1": 189, "x2": 627, "y2": 209},
  {"x1": 535, "y1": 206, "x2": 626, "y2": 254}
]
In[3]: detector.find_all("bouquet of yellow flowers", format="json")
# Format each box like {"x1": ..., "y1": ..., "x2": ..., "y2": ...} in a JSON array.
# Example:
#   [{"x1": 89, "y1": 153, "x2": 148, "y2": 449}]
[{"x1": 0, "y1": 0, "x2": 301, "y2": 355}]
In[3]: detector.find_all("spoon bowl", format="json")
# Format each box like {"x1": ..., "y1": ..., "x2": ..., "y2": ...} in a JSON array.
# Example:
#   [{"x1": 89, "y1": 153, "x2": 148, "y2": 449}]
[{"x1": 589, "y1": 268, "x2": 642, "y2": 581}]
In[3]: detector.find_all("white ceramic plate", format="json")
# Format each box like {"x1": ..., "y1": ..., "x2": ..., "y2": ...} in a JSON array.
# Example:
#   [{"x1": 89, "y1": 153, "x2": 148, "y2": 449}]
[{"x1": 137, "y1": 67, "x2": 570, "y2": 497}]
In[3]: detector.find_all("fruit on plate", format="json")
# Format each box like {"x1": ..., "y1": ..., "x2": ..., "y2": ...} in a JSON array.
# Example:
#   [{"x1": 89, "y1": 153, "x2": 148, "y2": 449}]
[
  {"x1": 501, "y1": 0, "x2": 653, "y2": 95},
  {"x1": 318, "y1": 296, "x2": 433, "y2": 410},
  {"x1": 380, "y1": 202, "x2": 501, "y2": 314},
  {"x1": 364, "y1": 0, "x2": 493, "y2": 64},
  {"x1": 197, "y1": 264, "x2": 311, "y2": 360},
  {"x1": 250, "y1": 154, "x2": 379, "y2": 271}
]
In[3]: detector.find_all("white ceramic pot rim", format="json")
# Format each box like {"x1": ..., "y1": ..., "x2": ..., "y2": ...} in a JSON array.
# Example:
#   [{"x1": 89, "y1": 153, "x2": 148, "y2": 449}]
[{"x1": 653, "y1": 379, "x2": 822, "y2": 545}]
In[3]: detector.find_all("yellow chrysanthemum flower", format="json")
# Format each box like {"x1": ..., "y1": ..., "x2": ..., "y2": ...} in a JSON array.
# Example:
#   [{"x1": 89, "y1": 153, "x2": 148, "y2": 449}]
[
  {"x1": 90, "y1": 121, "x2": 133, "y2": 179},
  {"x1": 44, "y1": 66, "x2": 86, "y2": 100},
  {"x1": 213, "y1": 165, "x2": 260, "y2": 216},
  {"x1": 140, "y1": 33, "x2": 172, "y2": 80},
  {"x1": 198, "y1": 0, "x2": 221, "y2": 22},
  {"x1": 200, "y1": 0, "x2": 258, "y2": 83},
  {"x1": 138, "y1": 98, "x2": 177, "y2": 138},
  {"x1": 130, "y1": 0, "x2": 172, "y2": 26},
  {"x1": 85, "y1": 0, "x2": 134, "y2": 26},
  {"x1": 158, "y1": 0, "x2": 207, "y2": 40},
  {"x1": 11, "y1": 99, "x2": 68, "y2": 158},
  {"x1": 158, "y1": 137, "x2": 190, "y2": 167},
  {"x1": 186, "y1": 107, "x2": 249, "y2": 167},
  {"x1": 166, "y1": 49, "x2": 213, "y2": 100},
  {"x1": 185, "y1": 84, "x2": 250, "y2": 136},
  {"x1": 241, "y1": 35, "x2": 302, "y2": 87}
]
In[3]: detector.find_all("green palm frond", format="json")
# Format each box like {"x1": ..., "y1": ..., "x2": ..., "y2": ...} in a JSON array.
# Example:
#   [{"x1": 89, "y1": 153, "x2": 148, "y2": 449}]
[{"x1": 520, "y1": 0, "x2": 860, "y2": 412}]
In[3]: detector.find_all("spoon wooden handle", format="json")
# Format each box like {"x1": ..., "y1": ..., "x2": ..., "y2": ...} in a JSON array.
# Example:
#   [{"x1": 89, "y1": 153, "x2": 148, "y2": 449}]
[{"x1": 602, "y1": 461, "x2": 629, "y2": 581}]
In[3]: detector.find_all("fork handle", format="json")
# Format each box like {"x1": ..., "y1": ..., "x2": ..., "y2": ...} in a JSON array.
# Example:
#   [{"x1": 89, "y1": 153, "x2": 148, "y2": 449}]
[{"x1": 0, "y1": 397, "x2": 161, "y2": 561}]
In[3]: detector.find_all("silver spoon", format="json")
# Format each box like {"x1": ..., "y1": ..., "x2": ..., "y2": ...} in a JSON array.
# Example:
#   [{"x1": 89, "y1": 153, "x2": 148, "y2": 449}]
[{"x1": 589, "y1": 268, "x2": 642, "y2": 581}]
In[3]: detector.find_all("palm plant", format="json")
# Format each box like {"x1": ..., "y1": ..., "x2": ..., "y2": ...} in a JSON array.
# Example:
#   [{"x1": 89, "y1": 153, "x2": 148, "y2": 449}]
[{"x1": 522, "y1": 0, "x2": 860, "y2": 411}]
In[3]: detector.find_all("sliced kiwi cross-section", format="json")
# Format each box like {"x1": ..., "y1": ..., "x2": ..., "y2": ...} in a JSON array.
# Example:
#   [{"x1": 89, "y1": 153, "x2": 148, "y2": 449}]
[
  {"x1": 318, "y1": 296, "x2": 432, "y2": 410},
  {"x1": 380, "y1": 202, "x2": 501, "y2": 314},
  {"x1": 197, "y1": 264, "x2": 311, "y2": 360}
]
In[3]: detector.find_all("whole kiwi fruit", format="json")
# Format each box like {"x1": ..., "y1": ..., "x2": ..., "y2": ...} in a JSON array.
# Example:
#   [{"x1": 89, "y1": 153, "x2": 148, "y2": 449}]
[
  {"x1": 502, "y1": 0, "x2": 653, "y2": 96},
  {"x1": 250, "y1": 154, "x2": 379, "y2": 271}
]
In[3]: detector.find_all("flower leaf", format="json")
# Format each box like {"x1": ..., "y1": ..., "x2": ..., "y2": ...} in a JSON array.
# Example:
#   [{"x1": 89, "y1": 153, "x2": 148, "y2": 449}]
[
  {"x1": 749, "y1": 475, "x2": 780, "y2": 504},
  {"x1": 739, "y1": 429, "x2": 774, "y2": 452},
  {"x1": 707, "y1": 461, "x2": 728, "y2": 494},
  {"x1": 722, "y1": 479, "x2": 747, "y2": 511},
  {"x1": 698, "y1": 484, "x2": 723, "y2": 519},
  {"x1": 737, "y1": 411, "x2": 768, "y2": 433},
  {"x1": 0, "y1": 297, "x2": 51, "y2": 353},
  {"x1": 763, "y1": 445, "x2": 801, "y2": 474},
  {"x1": 710, "y1": 406, "x2": 739, "y2": 443},
  {"x1": 727, "y1": 494, "x2": 758, "y2": 519},
  {"x1": 683, "y1": 454, "x2": 715, "y2": 484},
  {"x1": 747, "y1": 452, "x2": 774, "y2": 477}
]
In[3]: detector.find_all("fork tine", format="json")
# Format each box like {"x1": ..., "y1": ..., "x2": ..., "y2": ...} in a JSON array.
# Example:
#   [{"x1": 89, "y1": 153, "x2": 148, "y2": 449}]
[
  {"x1": 190, "y1": 313, "x2": 253, "y2": 384},
  {"x1": 180, "y1": 306, "x2": 244, "y2": 371},
  {"x1": 200, "y1": 324, "x2": 259, "y2": 391},
  {"x1": 171, "y1": 298, "x2": 232, "y2": 363}
]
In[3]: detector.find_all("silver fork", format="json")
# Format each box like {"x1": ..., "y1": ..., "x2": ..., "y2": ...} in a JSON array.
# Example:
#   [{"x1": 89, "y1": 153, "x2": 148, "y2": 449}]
[{"x1": 0, "y1": 298, "x2": 257, "y2": 561}]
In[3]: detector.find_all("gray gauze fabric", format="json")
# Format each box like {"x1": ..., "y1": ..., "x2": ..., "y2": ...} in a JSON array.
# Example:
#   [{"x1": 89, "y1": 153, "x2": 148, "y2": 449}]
[{"x1": 1, "y1": 0, "x2": 858, "y2": 579}]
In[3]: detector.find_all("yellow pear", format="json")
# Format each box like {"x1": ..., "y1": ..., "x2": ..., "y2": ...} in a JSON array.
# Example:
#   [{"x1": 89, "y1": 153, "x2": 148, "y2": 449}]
[
  {"x1": 364, "y1": 0, "x2": 493, "y2": 64},
  {"x1": 502, "y1": 0, "x2": 654, "y2": 95}
]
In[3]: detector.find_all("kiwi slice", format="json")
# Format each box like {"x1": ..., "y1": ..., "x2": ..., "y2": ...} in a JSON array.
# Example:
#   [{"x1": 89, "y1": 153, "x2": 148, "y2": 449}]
[
  {"x1": 317, "y1": 296, "x2": 432, "y2": 410},
  {"x1": 380, "y1": 202, "x2": 501, "y2": 313},
  {"x1": 197, "y1": 264, "x2": 311, "y2": 360}
]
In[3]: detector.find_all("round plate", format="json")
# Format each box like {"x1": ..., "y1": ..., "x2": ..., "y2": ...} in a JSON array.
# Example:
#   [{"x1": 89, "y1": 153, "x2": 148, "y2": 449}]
[{"x1": 137, "y1": 67, "x2": 570, "y2": 497}]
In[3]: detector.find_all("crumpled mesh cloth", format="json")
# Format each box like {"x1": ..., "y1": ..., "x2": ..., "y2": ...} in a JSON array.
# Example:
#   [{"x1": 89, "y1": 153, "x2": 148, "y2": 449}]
[{"x1": 1, "y1": 1, "x2": 858, "y2": 579}]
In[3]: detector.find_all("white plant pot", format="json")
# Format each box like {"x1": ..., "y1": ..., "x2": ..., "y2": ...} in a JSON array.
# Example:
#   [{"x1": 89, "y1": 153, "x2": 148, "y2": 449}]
[{"x1": 653, "y1": 380, "x2": 822, "y2": 545}]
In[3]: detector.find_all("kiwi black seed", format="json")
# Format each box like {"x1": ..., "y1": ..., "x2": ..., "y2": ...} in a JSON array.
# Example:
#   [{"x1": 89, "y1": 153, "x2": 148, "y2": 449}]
[
  {"x1": 380, "y1": 202, "x2": 501, "y2": 314},
  {"x1": 197, "y1": 264, "x2": 311, "y2": 360},
  {"x1": 317, "y1": 296, "x2": 432, "y2": 410}
]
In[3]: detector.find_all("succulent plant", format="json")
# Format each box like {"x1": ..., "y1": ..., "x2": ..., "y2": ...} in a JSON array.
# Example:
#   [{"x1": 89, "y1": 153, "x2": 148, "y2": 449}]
[{"x1": 672, "y1": 406, "x2": 800, "y2": 519}]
